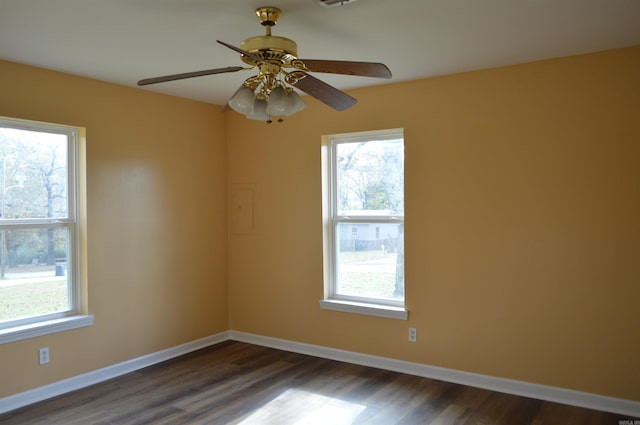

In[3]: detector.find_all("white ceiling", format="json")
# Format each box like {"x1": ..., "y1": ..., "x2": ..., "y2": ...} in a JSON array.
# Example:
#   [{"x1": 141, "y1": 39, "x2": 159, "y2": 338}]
[{"x1": 1, "y1": 0, "x2": 639, "y2": 106}]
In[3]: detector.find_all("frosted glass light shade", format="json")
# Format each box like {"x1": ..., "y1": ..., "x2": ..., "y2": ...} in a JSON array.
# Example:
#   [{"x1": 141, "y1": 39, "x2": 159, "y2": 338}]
[
  {"x1": 266, "y1": 86, "x2": 290, "y2": 116},
  {"x1": 247, "y1": 98, "x2": 269, "y2": 121},
  {"x1": 285, "y1": 91, "x2": 307, "y2": 116},
  {"x1": 228, "y1": 85, "x2": 255, "y2": 115}
]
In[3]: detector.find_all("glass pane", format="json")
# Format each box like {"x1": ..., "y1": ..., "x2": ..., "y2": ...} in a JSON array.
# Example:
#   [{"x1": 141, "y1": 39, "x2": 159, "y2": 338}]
[
  {"x1": 0, "y1": 227, "x2": 70, "y2": 323},
  {"x1": 336, "y1": 222, "x2": 404, "y2": 300},
  {"x1": 336, "y1": 139, "x2": 403, "y2": 216},
  {"x1": 0, "y1": 127, "x2": 68, "y2": 219}
]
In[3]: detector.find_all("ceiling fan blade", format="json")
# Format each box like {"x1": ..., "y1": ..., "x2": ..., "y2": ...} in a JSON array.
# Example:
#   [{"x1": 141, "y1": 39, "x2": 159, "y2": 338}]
[
  {"x1": 289, "y1": 73, "x2": 357, "y2": 111},
  {"x1": 137, "y1": 66, "x2": 244, "y2": 86},
  {"x1": 299, "y1": 60, "x2": 392, "y2": 79},
  {"x1": 216, "y1": 40, "x2": 263, "y2": 62}
]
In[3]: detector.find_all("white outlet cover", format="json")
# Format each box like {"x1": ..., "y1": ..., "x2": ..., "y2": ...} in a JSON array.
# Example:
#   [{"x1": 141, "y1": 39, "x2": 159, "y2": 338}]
[{"x1": 39, "y1": 347, "x2": 50, "y2": 364}]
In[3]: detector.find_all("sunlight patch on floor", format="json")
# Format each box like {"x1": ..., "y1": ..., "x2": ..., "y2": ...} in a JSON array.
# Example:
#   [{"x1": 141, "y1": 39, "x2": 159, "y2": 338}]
[{"x1": 237, "y1": 388, "x2": 367, "y2": 425}]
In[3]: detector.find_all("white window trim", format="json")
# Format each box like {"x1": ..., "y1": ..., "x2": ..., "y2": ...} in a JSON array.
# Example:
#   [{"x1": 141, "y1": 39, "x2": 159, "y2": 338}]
[
  {"x1": 321, "y1": 128, "x2": 407, "y2": 320},
  {"x1": 319, "y1": 299, "x2": 408, "y2": 320},
  {"x1": 0, "y1": 116, "x2": 92, "y2": 344},
  {"x1": 0, "y1": 315, "x2": 94, "y2": 344}
]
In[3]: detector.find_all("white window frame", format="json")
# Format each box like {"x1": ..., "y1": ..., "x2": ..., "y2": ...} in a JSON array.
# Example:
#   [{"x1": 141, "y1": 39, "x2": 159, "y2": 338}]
[
  {"x1": 0, "y1": 116, "x2": 93, "y2": 344},
  {"x1": 320, "y1": 129, "x2": 407, "y2": 320}
]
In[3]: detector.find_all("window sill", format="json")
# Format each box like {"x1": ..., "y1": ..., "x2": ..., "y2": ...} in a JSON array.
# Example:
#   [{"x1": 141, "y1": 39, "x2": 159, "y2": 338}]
[
  {"x1": 0, "y1": 315, "x2": 95, "y2": 344},
  {"x1": 319, "y1": 299, "x2": 408, "y2": 320}
]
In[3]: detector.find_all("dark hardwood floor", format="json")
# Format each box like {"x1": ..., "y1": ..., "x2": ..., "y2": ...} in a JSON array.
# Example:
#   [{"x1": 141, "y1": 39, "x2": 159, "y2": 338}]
[{"x1": 1, "y1": 341, "x2": 635, "y2": 424}]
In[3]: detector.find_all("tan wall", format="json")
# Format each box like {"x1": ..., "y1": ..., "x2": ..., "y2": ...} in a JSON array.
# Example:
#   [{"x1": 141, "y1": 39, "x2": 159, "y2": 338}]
[
  {"x1": 226, "y1": 46, "x2": 640, "y2": 401},
  {"x1": 0, "y1": 60, "x2": 229, "y2": 396}
]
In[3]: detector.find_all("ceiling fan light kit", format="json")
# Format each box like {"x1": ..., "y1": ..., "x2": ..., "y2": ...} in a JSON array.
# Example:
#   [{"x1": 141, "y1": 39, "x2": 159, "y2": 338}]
[{"x1": 137, "y1": 6, "x2": 391, "y2": 123}]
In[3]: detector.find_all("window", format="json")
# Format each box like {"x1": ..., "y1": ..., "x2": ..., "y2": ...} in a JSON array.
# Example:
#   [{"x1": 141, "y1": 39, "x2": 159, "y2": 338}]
[
  {"x1": 321, "y1": 129, "x2": 406, "y2": 320},
  {"x1": 0, "y1": 117, "x2": 92, "y2": 344}
]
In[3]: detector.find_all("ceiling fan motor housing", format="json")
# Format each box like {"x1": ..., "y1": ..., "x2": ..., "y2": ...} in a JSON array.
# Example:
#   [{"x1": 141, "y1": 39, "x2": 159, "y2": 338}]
[
  {"x1": 240, "y1": 8, "x2": 298, "y2": 66},
  {"x1": 240, "y1": 35, "x2": 298, "y2": 65}
]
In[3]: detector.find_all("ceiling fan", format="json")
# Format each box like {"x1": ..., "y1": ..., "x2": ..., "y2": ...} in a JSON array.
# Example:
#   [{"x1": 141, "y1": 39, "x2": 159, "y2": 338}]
[{"x1": 137, "y1": 6, "x2": 392, "y2": 122}]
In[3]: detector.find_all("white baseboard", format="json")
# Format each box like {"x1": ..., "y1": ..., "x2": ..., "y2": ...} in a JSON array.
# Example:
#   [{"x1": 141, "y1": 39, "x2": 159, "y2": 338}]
[
  {"x1": 0, "y1": 331, "x2": 230, "y2": 414},
  {"x1": 228, "y1": 330, "x2": 640, "y2": 418},
  {"x1": 2, "y1": 330, "x2": 639, "y2": 418}
]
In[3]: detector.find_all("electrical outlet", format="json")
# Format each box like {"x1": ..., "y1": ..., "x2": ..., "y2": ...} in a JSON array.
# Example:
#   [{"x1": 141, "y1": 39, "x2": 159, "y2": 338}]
[
  {"x1": 408, "y1": 327, "x2": 417, "y2": 343},
  {"x1": 39, "y1": 347, "x2": 50, "y2": 365}
]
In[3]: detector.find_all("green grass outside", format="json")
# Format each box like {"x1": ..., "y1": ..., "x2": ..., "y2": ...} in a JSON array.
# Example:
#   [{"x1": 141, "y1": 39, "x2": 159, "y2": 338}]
[
  {"x1": 338, "y1": 250, "x2": 403, "y2": 299},
  {"x1": 0, "y1": 279, "x2": 68, "y2": 321},
  {"x1": 339, "y1": 271, "x2": 399, "y2": 299}
]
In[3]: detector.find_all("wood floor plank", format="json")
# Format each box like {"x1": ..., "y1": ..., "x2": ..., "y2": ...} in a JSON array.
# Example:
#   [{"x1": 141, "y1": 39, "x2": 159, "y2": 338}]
[
  {"x1": 427, "y1": 404, "x2": 471, "y2": 425},
  {"x1": 0, "y1": 341, "x2": 635, "y2": 425}
]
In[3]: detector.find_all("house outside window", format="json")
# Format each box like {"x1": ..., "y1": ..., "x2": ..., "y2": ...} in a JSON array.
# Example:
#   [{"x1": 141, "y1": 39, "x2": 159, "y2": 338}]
[
  {"x1": 321, "y1": 128, "x2": 406, "y2": 320},
  {"x1": 0, "y1": 116, "x2": 92, "y2": 344}
]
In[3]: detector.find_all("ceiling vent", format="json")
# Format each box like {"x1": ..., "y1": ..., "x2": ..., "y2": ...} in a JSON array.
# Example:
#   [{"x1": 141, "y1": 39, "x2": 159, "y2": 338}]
[{"x1": 313, "y1": 0, "x2": 360, "y2": 7}]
